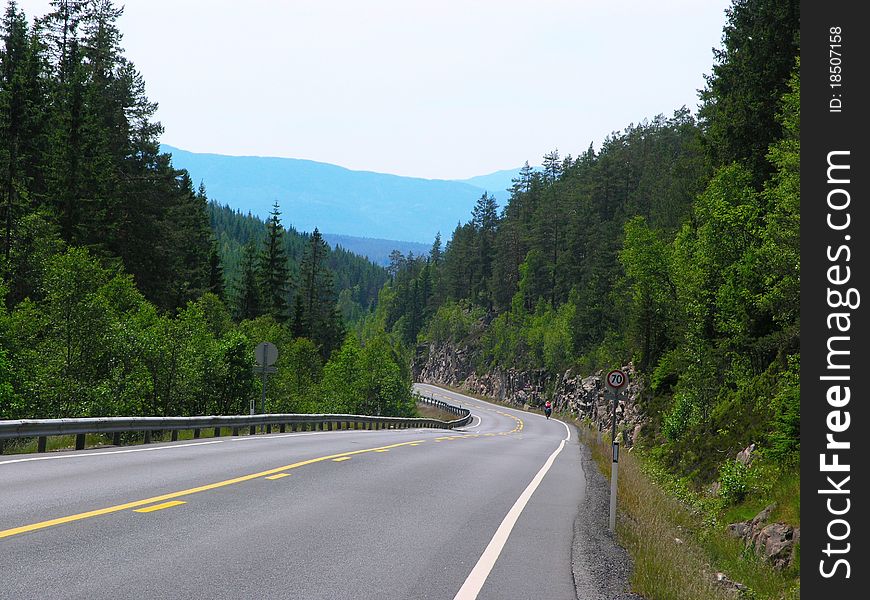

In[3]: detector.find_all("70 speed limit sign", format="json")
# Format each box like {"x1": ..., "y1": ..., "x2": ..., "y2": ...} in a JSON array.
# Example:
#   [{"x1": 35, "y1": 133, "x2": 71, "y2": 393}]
[{"x1": 605, "y1": 369, "x2": 627, "y2": 391}]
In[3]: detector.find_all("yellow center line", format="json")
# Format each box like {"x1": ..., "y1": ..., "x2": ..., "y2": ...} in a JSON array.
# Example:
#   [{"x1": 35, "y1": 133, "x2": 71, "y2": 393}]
[
  {"x1": 265, "y1": 473, "x2": 291, "y2": 480},
  {"x1": 332, "y1": 457, "x2": 351, "y2": 462},
  {"x1": 0, "y1": 438, "x2": 425, "y2": 540},
  {"x1": 133, "y1": 501, "x2": 185, "y2": 513}
]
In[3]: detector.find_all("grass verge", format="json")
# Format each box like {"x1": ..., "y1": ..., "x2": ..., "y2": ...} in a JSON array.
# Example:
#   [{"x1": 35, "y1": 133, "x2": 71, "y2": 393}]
[{"x1": 579, "y1": 422, "x2": 800, "y2": 600}]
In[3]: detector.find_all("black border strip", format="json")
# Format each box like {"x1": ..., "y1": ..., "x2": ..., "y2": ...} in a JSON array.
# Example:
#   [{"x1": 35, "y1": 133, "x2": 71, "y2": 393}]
[{"x1": 801, "y1": 1, "x2": 868, "y2": 595}]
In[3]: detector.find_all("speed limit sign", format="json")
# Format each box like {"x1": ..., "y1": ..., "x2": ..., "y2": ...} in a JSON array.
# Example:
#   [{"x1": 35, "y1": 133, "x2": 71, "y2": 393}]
[{"x1": 606, "y1": 369, "x2": 627, "y2": 391}]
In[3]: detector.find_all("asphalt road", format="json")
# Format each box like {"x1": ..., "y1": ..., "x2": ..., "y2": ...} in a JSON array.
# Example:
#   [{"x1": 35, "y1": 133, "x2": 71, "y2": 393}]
[{"x1": 0, "y1": 384, "x2": 586, "y2": 600}]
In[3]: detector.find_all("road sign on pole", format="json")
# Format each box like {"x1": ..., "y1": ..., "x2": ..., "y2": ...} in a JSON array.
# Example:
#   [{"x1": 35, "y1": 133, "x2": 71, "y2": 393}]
[
  {"x1": 606, "y1": 368, "x2": 627, "y2": 390},
  {"x1": 605, "y1": 368, "x2": 627, "y2": 531},
  {"x1": 255, "y1": 342, "x2": 278, "y2": 367},
  {"x1": 253, "y1": 342, "x2": 278, "y2": 417}
]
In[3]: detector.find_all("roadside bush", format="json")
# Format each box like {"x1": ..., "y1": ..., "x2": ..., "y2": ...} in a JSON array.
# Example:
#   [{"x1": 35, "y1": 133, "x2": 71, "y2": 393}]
[{"x1": 717, "y1": 459, "x2": 750, "y2": 504}]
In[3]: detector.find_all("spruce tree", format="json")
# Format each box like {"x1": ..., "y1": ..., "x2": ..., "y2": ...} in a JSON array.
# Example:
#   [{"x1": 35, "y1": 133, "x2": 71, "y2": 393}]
[
  {"x1": 257, "y1": 201, "x2": 291, "y2": 321},
  {"x1": 233, "y1": 241, "x2": 262, "y2": 321},
  {"x1": 0, "y1": 1, "x2": 29, "y2": 264},
  {"x1": 293, "y1": 228, "x2": 344, "y2": 358}
]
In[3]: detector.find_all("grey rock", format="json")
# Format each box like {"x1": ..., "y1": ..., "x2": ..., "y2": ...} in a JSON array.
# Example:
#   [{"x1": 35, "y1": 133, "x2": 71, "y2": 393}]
[
  {"x1": 727, "y1": 522, "x2": 750, "y2": 539},
  {"x1": 751, "y1": 504, "x2": 776, "y2": 529},
  {"x1": 736, "y1": 443, "x2": 756, "y2": 466},
  {"x1": 753, "y1": 523, "x2": 796, "y2": 570}
]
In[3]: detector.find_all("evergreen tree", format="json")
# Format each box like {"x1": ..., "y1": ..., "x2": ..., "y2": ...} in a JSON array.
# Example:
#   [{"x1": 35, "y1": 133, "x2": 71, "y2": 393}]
[
  {"x1": 0, "y1": 1, "x2": 29, "y2": 264},
  {"x1": 293, "y1": 228, "x2": 344, "y2": 358},
  {"x1": 233, "y1": 241, "x2": 261, "y2": 321},
  {"x1": 429, "y1": 231, "x2": 442, "y2": 265},
  {"x1": 698, "y1": 0, "x2": 800, "y2": 184},
  {"x1": 257, "y1": 201, "x2": 291, "y2": 322},
  {"x1": 208, "y1": 243, "x2": 224, "y2": 299}
]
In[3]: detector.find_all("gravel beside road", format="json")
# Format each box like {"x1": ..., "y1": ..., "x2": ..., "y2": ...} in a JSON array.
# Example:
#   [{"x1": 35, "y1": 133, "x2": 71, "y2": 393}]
[{"x1": 572, "y1": 435, "x2": 645, "y2": 600}]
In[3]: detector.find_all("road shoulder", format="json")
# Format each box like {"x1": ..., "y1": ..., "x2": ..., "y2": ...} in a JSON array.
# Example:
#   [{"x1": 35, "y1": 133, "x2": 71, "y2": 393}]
[{"x1": 572, "y1": 435, "x2": 645, "y2": 600}]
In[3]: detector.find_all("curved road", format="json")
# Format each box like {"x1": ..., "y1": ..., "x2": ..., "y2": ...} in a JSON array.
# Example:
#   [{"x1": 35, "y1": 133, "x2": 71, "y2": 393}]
[{"x1": 0, "y1": 384, "x2": 585, "y2": 599}]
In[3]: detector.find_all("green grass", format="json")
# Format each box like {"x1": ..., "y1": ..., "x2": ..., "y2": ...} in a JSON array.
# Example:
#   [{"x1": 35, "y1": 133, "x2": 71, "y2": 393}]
[{"x1": 415, "y1": 404, "x2": 460, "y2": 421}]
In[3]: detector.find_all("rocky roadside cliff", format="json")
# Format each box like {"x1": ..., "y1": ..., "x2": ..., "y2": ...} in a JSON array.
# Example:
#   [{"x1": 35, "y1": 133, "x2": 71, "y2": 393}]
[{"x1": 413, "y1": 341, "x2": 647, "y2": 446}]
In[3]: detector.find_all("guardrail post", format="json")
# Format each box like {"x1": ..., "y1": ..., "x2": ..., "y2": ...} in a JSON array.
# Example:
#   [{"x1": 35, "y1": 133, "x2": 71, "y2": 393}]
[
  {"x1": 37, "y1": 436, "x2": 47, "y2": 453},
  {"x1": 249, "y1": 425, "x2": 256, "y2": 436},
  {"x1": 214, "y1": 427, "x2": 221, "y2": 438},
  {"x1": 75, "y1": 434, "x2": 86, "y2": 450},
  {"x1": 266, "y1": 424, "x2": 272, "y2": 434},
  {"x1": 291, "y1": 423, "x2": 297, "y2": 432},
  {"x1": 232, "y1": 427, "x2": 239, "y2": 436},
  {"x1": 280, "y1": 424, "x2": 286, "y2": 433},
  {"x1": 112, "y1": 432, "x2": 121, "y2": 446},
  {"x1": 193, "y1": 428, "x2": 200, "y2": 439},
  {"x1": 171, "y1": 431, "x2": 179, "y2": 442},
  {"x1": 143, "y1": 431, "x2": 151, "y2": 445}
]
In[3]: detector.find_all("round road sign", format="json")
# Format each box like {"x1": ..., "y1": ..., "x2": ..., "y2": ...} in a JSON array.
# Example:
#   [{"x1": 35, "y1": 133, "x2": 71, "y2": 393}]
[
  {"x1": 605, "y1": 369, "x2": 627, "y2": 390},
  {"x1": 255, "y1": 341, "x2": 278, "y2": 367}
]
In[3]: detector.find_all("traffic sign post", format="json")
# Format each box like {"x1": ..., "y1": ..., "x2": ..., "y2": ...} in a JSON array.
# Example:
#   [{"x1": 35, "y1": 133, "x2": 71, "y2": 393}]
[
  {"x1": 254, "y1": 342, "x2": 278, "y2": 418},
  {"x1": 605, "y1": 368, "x2": 627, "y2": 532}
]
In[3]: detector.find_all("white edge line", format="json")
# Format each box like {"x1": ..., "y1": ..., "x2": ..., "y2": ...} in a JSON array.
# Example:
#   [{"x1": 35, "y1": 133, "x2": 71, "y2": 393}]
[
  {"x1": 453, "y1": 422, "x2": 571, "y2": 600},
  {"x1": 0, "y1": 440, "x2": 223, "y2": 465}
]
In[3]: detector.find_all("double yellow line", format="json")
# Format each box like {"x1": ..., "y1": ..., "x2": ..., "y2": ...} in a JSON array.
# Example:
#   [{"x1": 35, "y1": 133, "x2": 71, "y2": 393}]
[{"x1": 0, "y1": 439, "x2": 424, "y2": 540}]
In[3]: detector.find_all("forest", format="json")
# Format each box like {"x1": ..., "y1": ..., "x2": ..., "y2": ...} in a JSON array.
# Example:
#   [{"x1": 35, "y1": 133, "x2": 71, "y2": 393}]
[
  {"x1": 0, "y1": 0, "x2": 411, "y2": 425},
  {"x1": 375, "y1": 0, "x2": 800, "y2": 491}
]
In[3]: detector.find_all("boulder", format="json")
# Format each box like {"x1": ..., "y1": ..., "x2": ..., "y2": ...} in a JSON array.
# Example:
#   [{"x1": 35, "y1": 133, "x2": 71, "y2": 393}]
[
  {"x1": 753, "y1": 523, "x2": 797, "y2": 570},
  {"x1": 726, "y1": 504, "x2": 798, "y2": 570}
]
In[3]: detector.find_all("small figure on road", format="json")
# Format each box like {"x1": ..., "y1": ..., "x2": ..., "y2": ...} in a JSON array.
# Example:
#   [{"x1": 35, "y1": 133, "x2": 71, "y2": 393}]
[{"x1": 544, "y1": 401, "x2": 552, "y2": 420}]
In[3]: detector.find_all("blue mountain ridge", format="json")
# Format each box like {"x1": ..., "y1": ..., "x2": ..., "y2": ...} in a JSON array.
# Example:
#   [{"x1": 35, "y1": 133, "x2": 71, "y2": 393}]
[{"x1": 162, "y1": 145, "x2": 522, "y2": 246}]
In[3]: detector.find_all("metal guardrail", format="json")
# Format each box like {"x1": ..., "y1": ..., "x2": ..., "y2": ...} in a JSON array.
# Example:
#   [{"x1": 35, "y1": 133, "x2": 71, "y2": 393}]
[{"x1": 0, "y1": 396, "x2": 472, "y2": 454}]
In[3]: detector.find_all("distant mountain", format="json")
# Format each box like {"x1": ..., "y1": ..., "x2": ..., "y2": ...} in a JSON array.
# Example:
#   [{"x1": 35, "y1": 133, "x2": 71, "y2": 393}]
[
  {"x1": 162, "y1": 145, "x2": 516, "y2": 244},
  {"x1": 456, "y1": 167, "x2": 527, "y2": 196},
  {"x1": 321, "y1": 234, "x2": 431, "y2": 267}
]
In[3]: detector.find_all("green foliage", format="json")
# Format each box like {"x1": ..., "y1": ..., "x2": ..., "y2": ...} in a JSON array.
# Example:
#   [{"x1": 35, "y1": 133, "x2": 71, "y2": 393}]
[
  {"x1": 767, "y1": 354, "x2": 799, "y2": 460},
  {"x1": 699, "y1": 0, "x2": 800, "y2": 184},
  {"x1": 717, "y1": 459, "x2": 751, "y2": 504},
  {"x1": 319, "y1": 333, "x2": 413, "y2": 417},
  {"x1": 426, "y1": 300, "x2": 483, "y2": 345}
]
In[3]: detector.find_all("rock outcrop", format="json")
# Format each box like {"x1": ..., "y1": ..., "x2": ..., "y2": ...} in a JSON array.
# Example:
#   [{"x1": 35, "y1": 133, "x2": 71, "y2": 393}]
[
  {"x1": 414, "y1": 341, "x2": 647, "y2": 445},
  {"x1": 727, "y1": 504, "x2": 800, "y2": 570}
]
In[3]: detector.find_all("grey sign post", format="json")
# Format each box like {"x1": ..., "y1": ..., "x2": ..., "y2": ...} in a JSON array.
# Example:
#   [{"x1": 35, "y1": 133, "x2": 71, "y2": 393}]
[
  {"x1": 254, "y1": 342, "x2": 278, "y2": 417},
  {"x1": 605, "y1": 368, "x2": 627, "y2": 532}
]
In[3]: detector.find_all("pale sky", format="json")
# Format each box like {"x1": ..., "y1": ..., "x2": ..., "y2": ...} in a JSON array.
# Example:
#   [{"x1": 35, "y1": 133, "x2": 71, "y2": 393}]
[{"x1": 19, "y1": 0, "x2": 731, "y2": 179}]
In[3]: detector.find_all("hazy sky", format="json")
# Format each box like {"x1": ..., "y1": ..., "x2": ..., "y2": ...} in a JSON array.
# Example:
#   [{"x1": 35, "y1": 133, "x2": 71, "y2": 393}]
[{"x1": 20, "y1": 0, "x2": 731, "y2": 179}]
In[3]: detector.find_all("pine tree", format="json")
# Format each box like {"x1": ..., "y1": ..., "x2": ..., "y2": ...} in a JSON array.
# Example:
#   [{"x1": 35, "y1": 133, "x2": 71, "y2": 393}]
[
  {"x1": 257, "y1": 201, "x2": 291, "y2": 321},
  {"x1": 208, "y1": 243, "x2": 224, "y2": 300},
  {"x1": 233, "y1": 241, "x2": 261, "y2": 321},
  {"x1": 429, "y1": 232, "x2": 442, "y2": 265},
  {"x1": 0, "y1": 1, "x2": 29, "y2": 264},
  {"x1": 470, "y1": 192, "x2": 498, "y2": 307},
  {"x1": 293, "y1": 228, "x2": 344, "y2": 358},
  {"x1": 698, "y1": 0, "x2": 800, "y2": 184}
]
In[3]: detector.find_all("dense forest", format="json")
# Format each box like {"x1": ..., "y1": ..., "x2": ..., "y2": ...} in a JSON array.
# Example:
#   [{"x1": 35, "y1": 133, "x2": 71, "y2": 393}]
[
  {"x1": 375, "y1": 0, "x2": 800, "y2": 489},
  {"x1": 0, "y1": 0, "x2": 411, "y2": 424}
]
